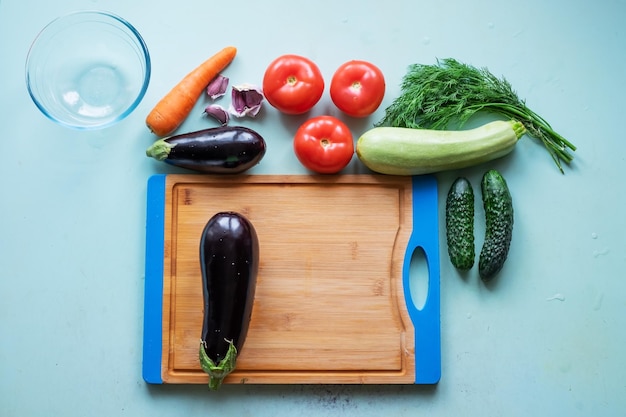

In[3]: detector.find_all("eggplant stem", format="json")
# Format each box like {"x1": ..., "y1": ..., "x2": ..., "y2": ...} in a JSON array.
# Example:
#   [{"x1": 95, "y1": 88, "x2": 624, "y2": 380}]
[
  {"x1": 145, "y1": 139, "x2": 175, "y2": 161},
  {"x1": 199, "y1": 340, "x2": 238, "y2": 391}
]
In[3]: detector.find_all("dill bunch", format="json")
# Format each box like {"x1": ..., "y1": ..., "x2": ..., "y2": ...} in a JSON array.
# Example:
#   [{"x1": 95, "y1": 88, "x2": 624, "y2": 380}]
[{"x1": 377, "y1": 58, "x2": 576, "y2": 173}]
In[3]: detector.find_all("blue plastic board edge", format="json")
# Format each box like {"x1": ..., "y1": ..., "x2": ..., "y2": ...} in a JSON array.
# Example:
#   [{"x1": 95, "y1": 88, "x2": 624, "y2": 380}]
[
  {"x1": 142, "y1": 174, "x2": 166, "y2": 384},
  {"x1": 403, "y1": 175, "x2": 441, "y2": 384}
]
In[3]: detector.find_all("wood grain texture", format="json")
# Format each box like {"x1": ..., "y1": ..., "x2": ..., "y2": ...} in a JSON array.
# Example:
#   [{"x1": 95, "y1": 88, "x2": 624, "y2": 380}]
[{"x1": 158, "y1": 174, "x2": 416, "y2": 384}]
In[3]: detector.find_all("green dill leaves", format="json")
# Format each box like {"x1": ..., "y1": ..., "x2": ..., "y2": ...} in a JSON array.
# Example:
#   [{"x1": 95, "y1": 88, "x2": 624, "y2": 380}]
[{"x1": 377, "y1": 58, "x2": 576, "y2": 173}]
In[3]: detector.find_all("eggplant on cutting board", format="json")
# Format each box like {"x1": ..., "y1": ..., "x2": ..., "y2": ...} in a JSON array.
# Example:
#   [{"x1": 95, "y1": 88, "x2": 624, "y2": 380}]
[{"x1": 198, "y1": 211, "x2": 259, "y2": 390}]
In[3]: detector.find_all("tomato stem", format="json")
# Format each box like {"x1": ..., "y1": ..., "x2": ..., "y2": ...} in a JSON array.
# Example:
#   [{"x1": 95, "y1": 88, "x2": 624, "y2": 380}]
[
  {"x1": 287, "y1": 75, "x2": 297, "y2": 86},
  {"x1": 320, "y1": 138, "x2": 331, "y2": 148}
]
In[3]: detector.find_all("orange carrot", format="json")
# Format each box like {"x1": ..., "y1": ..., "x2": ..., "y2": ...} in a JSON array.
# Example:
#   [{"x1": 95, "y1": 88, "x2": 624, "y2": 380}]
[{"x1": 146, "y1": 46, "x2": 237, "y2": 137}]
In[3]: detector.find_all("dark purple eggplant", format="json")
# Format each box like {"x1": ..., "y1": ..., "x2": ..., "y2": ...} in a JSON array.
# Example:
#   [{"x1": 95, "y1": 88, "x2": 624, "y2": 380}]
[
  {"x1": 145, "y1": 126, "x2": 266, "y2": 174},
  {"x1": 199, "y1": 211, "x2": 259, "y2": 390}
]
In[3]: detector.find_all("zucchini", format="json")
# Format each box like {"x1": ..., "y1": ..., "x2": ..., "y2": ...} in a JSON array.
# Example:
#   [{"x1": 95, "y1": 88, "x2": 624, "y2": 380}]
[
  {"x1": 356, "y1": 120, "x2": 526, "y2": 175},
  {"x1": 479, "y1": 169, "x2": 514, "y2": 282},
  {"x1": 445, "y1": 177, "x2": 475, "y2": 270}
]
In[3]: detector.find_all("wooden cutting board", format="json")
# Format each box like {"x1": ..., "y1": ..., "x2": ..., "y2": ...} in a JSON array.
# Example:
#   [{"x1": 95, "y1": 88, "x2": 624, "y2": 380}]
[{"x1": 142, "y1": 174, "x2": 440, "y2": 386}]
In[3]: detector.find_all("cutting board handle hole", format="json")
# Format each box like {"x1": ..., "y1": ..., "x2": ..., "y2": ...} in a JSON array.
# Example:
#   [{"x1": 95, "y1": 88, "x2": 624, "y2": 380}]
[{"x1": 408, "y1": 246, "x2": 428, "y2": 311}]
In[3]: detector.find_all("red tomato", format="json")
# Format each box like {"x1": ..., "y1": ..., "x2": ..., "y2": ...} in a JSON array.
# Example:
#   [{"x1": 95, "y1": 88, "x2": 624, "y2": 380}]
[
  {"x1": 330, "y1": 60, "x2": 386, "y2": 118},
  {"x1": 262, "y1": 54, "x2": 325, "y2": 114},
  {"x1": 293, "y1": 116, "x2": 354, "y2": 174}
]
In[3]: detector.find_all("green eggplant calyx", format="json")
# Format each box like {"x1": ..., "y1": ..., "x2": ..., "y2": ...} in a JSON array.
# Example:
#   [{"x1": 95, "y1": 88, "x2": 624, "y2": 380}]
[
  {"x1": 145, "y1": 139, "x2": 175, "y2": 161},
  {"x1": 199, "y1": 340, "x2": 238, "y2": 391}
]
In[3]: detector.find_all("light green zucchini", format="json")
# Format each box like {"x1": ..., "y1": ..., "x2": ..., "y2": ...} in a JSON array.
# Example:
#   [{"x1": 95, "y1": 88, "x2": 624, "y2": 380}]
[{"x1": 356, "y1": 120, "x2": 526, "y2": 175}]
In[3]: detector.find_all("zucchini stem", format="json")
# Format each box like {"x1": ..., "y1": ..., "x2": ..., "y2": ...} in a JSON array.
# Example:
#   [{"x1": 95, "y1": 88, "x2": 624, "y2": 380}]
[
  {"x1": 199, "y1": 340, "x2": 238, "y2": 391},
  {"x1": 510, "y1": 120, "x2": 526, "y2": 139}
]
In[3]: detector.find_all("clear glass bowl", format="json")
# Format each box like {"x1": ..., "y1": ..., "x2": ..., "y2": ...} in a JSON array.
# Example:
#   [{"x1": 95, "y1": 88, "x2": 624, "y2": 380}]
[{"x1": 25, "y1": 11, "x2": 151, "y2": 130}]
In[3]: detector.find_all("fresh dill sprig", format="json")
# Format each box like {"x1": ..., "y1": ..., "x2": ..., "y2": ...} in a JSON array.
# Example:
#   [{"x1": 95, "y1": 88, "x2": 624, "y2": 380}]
[{"x1": 377, "y1": 58, "x2": 576, "y2": 173}]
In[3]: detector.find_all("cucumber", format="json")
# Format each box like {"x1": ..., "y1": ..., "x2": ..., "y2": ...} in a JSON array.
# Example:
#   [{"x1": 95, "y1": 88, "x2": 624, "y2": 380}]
[
  {"x1": 356, "y1": 120, "x2": 526, "y2": 175},
  {"x1": 445, "y1": 177, "x2": 475, "y2": 270},
  {"x1": 479, "y1": 169, "x2": 514, "y2": 282}
]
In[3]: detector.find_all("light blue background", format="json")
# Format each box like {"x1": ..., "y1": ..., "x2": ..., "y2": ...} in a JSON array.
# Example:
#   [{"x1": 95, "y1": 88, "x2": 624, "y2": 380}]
[{"x1": 1, "y1": 0, "x2": 624, "y2": 416}]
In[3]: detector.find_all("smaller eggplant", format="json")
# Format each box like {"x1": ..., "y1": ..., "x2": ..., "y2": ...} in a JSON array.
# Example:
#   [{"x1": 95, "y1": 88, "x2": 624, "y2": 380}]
[
  {"x1": 146, "y1": 126, "x2": 266, "y2": 174},
  {"x1": 199, "y1": 211, "x2": 259, "y2": 390}
]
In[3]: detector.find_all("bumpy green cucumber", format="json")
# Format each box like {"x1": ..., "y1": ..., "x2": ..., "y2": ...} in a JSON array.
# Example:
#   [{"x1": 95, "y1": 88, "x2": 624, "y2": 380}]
[
  {"x1": 445, "y1": 177, "x2": 475, "y2": 270},
  {"x1": 479, "y1": 169, "x2": 514, "y2": 281}
]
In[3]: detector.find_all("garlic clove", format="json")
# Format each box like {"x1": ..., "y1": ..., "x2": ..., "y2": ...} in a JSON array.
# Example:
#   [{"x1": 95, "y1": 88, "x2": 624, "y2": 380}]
[
  {"x1": 203, "y1": 104, "x2": 230, "y2": 126},
  {"x1": 206, "y1": 74, "x2": 229, "y2": 100}
]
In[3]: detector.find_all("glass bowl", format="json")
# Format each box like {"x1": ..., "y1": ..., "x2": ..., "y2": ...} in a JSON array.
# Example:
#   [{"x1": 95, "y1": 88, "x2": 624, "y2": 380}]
[{"x1": 25, "y1": 11, "x2": 151, "y2": 130}]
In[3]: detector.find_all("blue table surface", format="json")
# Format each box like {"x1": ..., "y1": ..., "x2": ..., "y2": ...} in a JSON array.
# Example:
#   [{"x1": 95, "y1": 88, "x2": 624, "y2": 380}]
[{"x1": 1, "y1": 0, "x2": 625, "y2": 416}]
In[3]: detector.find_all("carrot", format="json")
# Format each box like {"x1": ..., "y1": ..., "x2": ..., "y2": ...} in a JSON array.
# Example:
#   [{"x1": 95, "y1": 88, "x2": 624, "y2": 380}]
[{"x1": 146, "y1": 46, "x2": 237, "y2": 137}]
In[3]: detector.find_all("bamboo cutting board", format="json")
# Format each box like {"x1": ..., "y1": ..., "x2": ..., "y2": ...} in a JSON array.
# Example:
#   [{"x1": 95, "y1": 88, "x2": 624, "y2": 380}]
[{"x1": 142, "y1": 174, "x2": 440, "y2": 385}]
